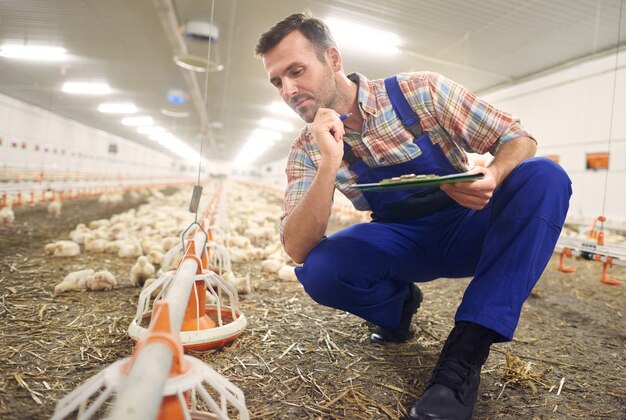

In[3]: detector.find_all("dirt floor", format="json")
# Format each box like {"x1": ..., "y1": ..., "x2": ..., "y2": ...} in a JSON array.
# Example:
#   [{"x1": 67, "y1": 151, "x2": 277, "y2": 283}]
[{"x1": 0, "y1": 189, "x2": 625, "y2": 419}]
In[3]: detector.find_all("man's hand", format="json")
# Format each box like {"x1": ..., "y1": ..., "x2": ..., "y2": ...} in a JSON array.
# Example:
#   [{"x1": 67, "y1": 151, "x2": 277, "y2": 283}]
[
  {"x1": 441, "y1": 136, "x2": 536, "y2": 210},
  {"x1": 309, "y1": 108, "x2": 345, "y2": 169},
  {"x1": 440, "y1": 166, "x2": 497, "y2": 210}
]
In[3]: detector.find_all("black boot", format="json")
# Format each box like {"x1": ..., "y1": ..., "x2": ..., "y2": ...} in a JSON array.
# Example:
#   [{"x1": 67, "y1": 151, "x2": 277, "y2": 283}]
[
  {"x1": 409, "y1": 321, "x2": 497, "y2": 420},
  {"x1": 370, "y1": 283, "x2": 423, "y2": 344}
]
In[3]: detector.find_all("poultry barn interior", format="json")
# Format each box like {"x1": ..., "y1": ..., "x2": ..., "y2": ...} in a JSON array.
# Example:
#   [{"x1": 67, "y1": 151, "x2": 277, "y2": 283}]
[{"x1": 1, "y1": 1, "x2": 625, "y2": 419}]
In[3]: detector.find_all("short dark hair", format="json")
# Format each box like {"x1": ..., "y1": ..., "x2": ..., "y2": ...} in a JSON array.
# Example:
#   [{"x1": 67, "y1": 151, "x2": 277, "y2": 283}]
[{"x1": 255, "y1": 11, "x2": 336, "y2": 62}]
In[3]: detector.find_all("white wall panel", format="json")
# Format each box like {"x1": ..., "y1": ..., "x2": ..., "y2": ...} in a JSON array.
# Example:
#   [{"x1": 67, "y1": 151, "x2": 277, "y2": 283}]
[
  {"x1": 482, "y1": 51, "x2": 626, "y2": 224},
  {"x1": 0, "y1": 92, "x2": 193, "y2": 178}
]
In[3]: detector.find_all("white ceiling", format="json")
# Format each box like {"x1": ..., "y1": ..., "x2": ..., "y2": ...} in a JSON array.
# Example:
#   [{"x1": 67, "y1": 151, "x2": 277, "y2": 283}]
[{"x1": 1, "y1": 0, "x2": 625, "y2": 165}]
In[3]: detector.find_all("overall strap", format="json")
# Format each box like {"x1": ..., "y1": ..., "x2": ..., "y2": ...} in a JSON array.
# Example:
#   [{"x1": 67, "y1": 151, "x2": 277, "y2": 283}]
[
  {"x1": 342, "y1": 142, "x2": 358, "y2": 165},
  {"x1": 384, "y1": 76, "x2": 423, "y2": 137}
]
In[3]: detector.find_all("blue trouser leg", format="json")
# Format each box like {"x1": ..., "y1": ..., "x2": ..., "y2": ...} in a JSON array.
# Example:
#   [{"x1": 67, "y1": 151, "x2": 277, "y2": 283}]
[
  {"x1": 295, "y1": 219, "x2": 444, "y2": 330},
  {"x1": 442, "y1": 158, "x2": 572, "y2": 340},
  {"x1": 295, "y1": 158, "x2": 571, "y2": 341}
]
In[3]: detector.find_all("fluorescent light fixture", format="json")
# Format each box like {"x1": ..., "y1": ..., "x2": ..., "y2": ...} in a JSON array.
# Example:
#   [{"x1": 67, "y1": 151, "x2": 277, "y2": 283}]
[
  {"x1": 260, "y1": 118, "x2": 294, "y2": 132},
  {"x1": 149, "y1": 132, "x2": 173, "y2": 141},
  {"x1": 0, "y1": 44, "x2": 66, "y2": 61},
  {"x1": 62, "y1": 81, "x2": 112, "y2": 95},
  {"x1": 98, "y1": 102, "x2": 137, "y2": 114},
  {"x1": 251, "y1": 138, "x2": 275, "y2": 148},
  {"x1": 121, "y1": 116, "x2": 153, "y2": 126},
  {"x1": 137, "y1": 126, "x2": 164, "y2": 135},
  {"x1": 253, "y1": 129, "x2": 282, "y2": 141},
  {"x1": 270, "y1": 101, "x2": 299, "y2": 118},
  {"x1": 234, "y1": 137, "x2": 276, "y2": 166},
  {"x1": 235, "y1": 143, "x2": 265, "y2": 166},
  {"x1": 325, "y1": 17, "x2": 400, "y2": 54},
  {"x1": 159, "y1": 137, "x2": 200, "y2": 161}
]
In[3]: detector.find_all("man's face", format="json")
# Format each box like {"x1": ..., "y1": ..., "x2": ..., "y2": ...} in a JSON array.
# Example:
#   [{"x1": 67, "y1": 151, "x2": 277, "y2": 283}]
[{"x1": 262, "y1": 31, "x2": 339, "y2": 123}]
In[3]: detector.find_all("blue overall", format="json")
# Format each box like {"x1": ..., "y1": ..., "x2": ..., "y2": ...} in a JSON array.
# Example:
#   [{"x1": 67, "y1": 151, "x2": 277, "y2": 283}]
[{"x1": 295, "y1": 76, "x2": 572, "y2": 342}]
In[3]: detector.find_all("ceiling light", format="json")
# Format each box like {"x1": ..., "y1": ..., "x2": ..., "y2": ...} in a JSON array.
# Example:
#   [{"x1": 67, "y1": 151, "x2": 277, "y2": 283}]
[
  {"x1": 137, "y1": 126, "x2": 164, "y2": 135},
  {"x1": 234, "y1": 136, "x2": 278, "y2": 166},
  {"x1": 184, "y1": 21, "x2": 220, "y2": 43},
  {"x1": 0, "y1": 44, "x2": 66, "y2": 61},
  {"x1": 235, "y1": 143, "x2": 266, "y2": 166},
  {"x1": 149, "y1": 132, "x2": 173, "y2": 141},
  {"x1": 250, "y1": 137, "x2": 275, "y2": 148},
  {"x1": 325, "y1": 17, "x2": 400, "y2": 54},
  {"x1": 253, "y1": 129, "x2": 282, "y2": 141},
  {"x1": 270, "y1": 101, "x2": 299, "y2": 118},
  {"x1": 62, "y1": 81, "x2": 111, "y2": 95},
  {"x1": 166, "y1": 89, "x2": 187, "y2": 105},
  {"x1": 121, "y1": 116, "x2": 153, "y2": 126},
  {"x1": 260, "y1": 118, "x2": 294, "y2": 132},
  {"x1": 98, "y1": 102, "x2": 137, "y2": 114}
]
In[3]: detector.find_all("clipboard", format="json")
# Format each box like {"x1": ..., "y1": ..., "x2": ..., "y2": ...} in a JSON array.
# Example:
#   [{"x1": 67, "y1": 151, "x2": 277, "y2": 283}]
[{"x1": 352, "y1": 172, "x2": 484, "y2": 192}]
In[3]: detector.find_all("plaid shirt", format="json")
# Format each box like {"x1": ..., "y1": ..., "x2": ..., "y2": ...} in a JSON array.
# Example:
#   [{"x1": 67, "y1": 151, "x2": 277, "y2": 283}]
[{"x1": 281, "y1": 71, "x2": 533, "y2": 230}]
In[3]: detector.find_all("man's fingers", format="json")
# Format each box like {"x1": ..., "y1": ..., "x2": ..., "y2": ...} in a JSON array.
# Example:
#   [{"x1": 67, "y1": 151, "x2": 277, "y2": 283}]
[
  {"x1": 442, "y1": 180, "x2": 491, "y2": 192},
  {"x1": 441, "y1": 184, "x2": 493, "y2": 199}
]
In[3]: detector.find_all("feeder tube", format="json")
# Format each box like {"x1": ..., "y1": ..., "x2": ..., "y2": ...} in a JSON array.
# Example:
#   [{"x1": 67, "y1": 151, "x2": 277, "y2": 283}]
[
  {"x1": 108, "y1": 230, "x2": 207, "y2": 419},
  {"x1": 106, "y1": 343, "x2": 173, "y2": 420}
]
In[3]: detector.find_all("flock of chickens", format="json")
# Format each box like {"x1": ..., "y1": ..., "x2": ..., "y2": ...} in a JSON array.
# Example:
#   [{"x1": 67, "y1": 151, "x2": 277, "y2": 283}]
[{"x1": 40, "y1": 182, "x2": 367, "y2": 304}]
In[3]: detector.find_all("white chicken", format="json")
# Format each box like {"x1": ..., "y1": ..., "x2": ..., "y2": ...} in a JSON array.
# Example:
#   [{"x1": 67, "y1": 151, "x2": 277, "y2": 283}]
[
  {"x1": 130, "y1": 256, "x2": 156, "y2": 287},
  {"x1": 47, "y1": 199, "x2": 62, "y2": 218},
  {"x1": 161, "y1": 236, "x2": 180, "y2": 252},
  {"x1": 263, "y1": 242, "x2": 281, "y2": 258},
  {"x1": 69, "y1": 223, "x2": 91, "y2": 244},
  {"x1": 84, "y1": 237, "x2": 108, "y2": 253},
  {"x1": 261, "y1": 258, "x2": 283, "y2": 274},
  {"x1": 44, "y1": 240, "x2": 81, "y2": 257},
  {"x1": 230, "y1": 248, "x2": 255, "y2": 263},
  {"x1": 118, "y1": 240, "x2": 143, "y2": 258},
  {"x1": 89, "y1": 219, "x2": 109, "y2": 229},
  {"x1": 90, "y1": 270, "x2": 117, "y2": 291},
  {"x1": 54, "y1": 269, "x2": 99, "y2": 295},
  {"x1": 278, "y1": 265, "x2": 298, "y2": 282},
  {"x1": 54, "y1": 269, "x2": 93, "y2": 295},
  {"x1": 226, "y1": 234, "x2": 251, "y2": 249},
  {"x1": 222, "y1": 271, "x2": 252, "y2": 295},
  {"x1": 146, "y1": 249, "x2": 164, "y2": 266},
  {"x1": 141, "y1": 236, "x2": 164, "y2": 254},
  {"x1": 0, "y1": 205, "x2": 15, "y2": 224}
]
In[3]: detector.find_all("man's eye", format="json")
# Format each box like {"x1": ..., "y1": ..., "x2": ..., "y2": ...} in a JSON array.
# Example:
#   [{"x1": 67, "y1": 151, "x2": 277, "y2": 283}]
[
  {"x1": 272, "y1": 81, "x2": 282, "y2": 88},
  {"x1": 292, "y1": 69, "x2": 303, "y2": 76}
]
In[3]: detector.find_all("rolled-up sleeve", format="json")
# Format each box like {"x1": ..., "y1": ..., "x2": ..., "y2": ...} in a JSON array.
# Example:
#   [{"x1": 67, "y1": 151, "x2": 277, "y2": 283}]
[
  {"x1": 279, "y1": 140, "x2": 317, "y2": 246},
  {"x1": 425, "y1": 72, "x2": 534, "y2": 155}
]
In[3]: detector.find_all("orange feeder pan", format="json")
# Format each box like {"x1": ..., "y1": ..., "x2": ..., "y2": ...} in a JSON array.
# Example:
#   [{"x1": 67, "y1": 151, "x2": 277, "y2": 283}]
[{"x1": 128, "y1": 272, "x2": 247, "y2": 351}]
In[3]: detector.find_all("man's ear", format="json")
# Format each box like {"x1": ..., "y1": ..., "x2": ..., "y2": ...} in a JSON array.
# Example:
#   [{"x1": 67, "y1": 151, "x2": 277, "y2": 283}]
[{"x1": 326, "y1": 47, "x2": 342, "y2": 71}]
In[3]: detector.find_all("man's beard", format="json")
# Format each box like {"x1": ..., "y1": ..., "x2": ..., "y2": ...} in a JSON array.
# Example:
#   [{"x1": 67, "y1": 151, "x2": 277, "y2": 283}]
[{"x1": 291, "y1": 77, "x2": 339, "y2": 123}]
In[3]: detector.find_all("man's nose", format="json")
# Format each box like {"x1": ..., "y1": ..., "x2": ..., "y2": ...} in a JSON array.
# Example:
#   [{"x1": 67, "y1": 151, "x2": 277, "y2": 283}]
[{"x1": 282, "y1": 79, "x2": 299, "y2": 101}]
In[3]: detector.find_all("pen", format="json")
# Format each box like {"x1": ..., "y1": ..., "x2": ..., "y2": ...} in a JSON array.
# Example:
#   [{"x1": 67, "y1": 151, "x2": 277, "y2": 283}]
[{"x1": 339, "y1": 113, "x2": 351, "y2": 121}]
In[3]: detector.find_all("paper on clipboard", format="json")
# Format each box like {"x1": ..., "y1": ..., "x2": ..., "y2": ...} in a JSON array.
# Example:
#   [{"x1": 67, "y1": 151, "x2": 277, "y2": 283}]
[{"x1": 352, "y1": 172, "x2": 484, "y2": 191}]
